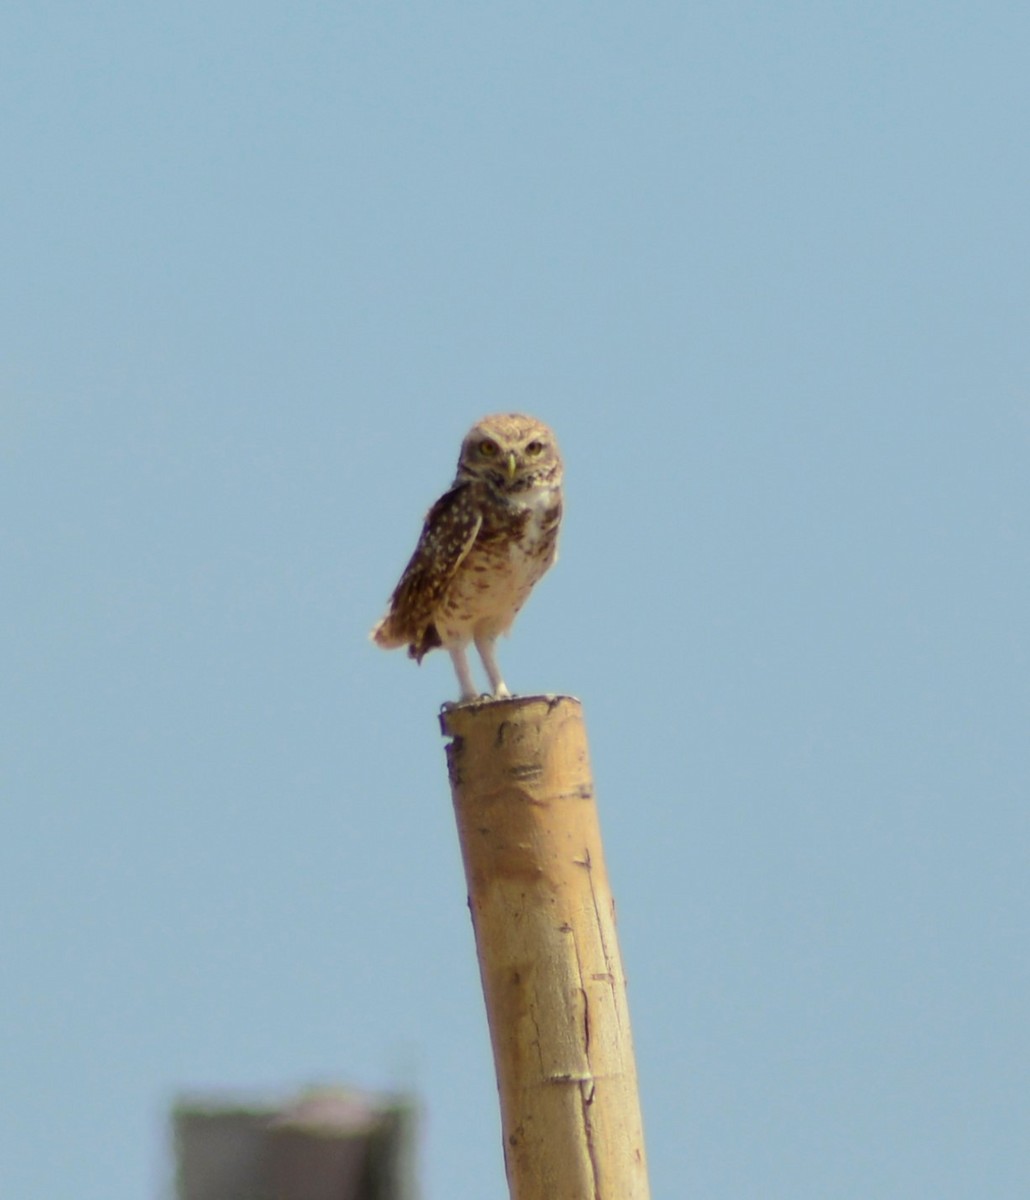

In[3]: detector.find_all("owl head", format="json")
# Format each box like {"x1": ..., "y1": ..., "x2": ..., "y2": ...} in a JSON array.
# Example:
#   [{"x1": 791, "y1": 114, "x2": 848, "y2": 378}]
[{"x1": 457, "y1": 413, "x2": 563, "y2": 492}]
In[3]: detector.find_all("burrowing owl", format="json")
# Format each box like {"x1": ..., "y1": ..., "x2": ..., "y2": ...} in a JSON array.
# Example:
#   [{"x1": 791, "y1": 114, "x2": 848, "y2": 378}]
[{"x1": 372, "y1": 413, "x2": 563, "y2": 701}]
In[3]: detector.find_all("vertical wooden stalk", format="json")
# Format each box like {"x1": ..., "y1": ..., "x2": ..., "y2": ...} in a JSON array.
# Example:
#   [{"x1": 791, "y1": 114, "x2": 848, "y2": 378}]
[{"x1": 440, "y1": 695, "x2": 650, "y2": 1200}]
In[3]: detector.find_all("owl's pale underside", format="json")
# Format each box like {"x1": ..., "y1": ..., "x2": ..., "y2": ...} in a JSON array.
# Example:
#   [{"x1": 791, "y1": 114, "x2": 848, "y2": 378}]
[{"x1": 371, "y1": 413, "x2": 563, "y2": 701}]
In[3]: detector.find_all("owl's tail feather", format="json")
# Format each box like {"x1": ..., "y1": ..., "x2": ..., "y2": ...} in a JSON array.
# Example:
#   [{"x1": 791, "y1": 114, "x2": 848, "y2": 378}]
[
  {"x1": 371, "y1": 614, "x2": 441, "y2": 663},
  {"x1": 370, "y1": 615, "x2": 406, "y2": 649}
]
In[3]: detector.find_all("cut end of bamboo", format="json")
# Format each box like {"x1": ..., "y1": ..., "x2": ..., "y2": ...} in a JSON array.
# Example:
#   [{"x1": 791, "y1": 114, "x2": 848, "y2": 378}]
[
  {"x1": 439, "y1": 692, "x2": 579, "y2": 732},
  {"x1": 439, "y1": 694, "x2": 587, "y2": 801}
]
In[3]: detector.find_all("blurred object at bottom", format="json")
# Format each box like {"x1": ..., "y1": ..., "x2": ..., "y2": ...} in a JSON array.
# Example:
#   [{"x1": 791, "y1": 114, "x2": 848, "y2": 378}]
[{"x1": 172, "y1": 1086, "x2": 418, "y2": 1200}]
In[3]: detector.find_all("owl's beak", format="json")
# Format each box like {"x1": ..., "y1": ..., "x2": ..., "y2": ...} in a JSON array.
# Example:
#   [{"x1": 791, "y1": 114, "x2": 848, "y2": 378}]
[{"x1": 505, "y1": 451, "x2": 518, "y2": 480}]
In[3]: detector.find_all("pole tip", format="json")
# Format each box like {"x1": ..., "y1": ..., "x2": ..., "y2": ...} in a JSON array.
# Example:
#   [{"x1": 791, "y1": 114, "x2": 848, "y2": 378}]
[{"x1": 438, "y1": 693, "x2": 581, "y2": 738}]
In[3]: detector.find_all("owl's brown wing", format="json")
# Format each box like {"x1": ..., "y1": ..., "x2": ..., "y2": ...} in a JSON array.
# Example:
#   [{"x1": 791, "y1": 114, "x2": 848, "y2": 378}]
[{"x1": 372, "y1": 482, "x2": 483, "y2": 660}]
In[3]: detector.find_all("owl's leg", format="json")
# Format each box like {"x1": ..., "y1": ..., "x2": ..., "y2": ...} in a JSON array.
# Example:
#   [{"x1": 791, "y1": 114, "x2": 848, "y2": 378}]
[
  {"x1": 448, "y1": 645, "x2": 479, "y2": 702},
  {"x1": 474, "y1": 634, "x2": 511, "y2": 698}
]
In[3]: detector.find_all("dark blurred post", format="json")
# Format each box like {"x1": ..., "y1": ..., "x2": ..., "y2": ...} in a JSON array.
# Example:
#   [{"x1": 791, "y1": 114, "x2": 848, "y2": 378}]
[
  {"x1": 172, "y1": 1088, "x2": 417, "y2": 1200},
  {"x1": 440, "y1": 695, "x2": 650, "y2": 1200}
]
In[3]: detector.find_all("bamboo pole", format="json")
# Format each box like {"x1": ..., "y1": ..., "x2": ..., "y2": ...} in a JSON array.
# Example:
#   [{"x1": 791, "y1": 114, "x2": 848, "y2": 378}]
[{"x1": 440, "y1": 694, "x2": 650, "y2": 1200}]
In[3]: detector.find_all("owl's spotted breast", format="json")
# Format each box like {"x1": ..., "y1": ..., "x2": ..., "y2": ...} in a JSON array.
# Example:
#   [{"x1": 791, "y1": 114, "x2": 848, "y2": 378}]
[{"x1": 434, "y1": 480, "x2": 561, "y2": 644}]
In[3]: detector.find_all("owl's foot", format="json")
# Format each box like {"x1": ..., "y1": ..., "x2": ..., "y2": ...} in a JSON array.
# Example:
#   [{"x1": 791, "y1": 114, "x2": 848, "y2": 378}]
[
  {"x1": 448, "y1": 646, "x2": 478, "y2": 702},
  {"x1": 474, "y1": 635, "x2": 511, "y2": 698}
]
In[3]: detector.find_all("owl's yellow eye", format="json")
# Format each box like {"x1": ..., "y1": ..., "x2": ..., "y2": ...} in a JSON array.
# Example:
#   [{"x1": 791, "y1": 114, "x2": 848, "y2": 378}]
[
  {"x1": 525, "y1": 440, "x2": 544, "y2": 456},
  {"x1": 479, "y1": 439, "x2": 499, "y2": 456}
]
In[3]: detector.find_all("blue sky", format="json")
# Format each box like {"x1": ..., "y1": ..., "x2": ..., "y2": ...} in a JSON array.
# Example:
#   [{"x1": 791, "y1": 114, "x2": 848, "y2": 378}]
[{"x1": 3, "y1": 4, "x2": 1028, "y2": 1197}]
